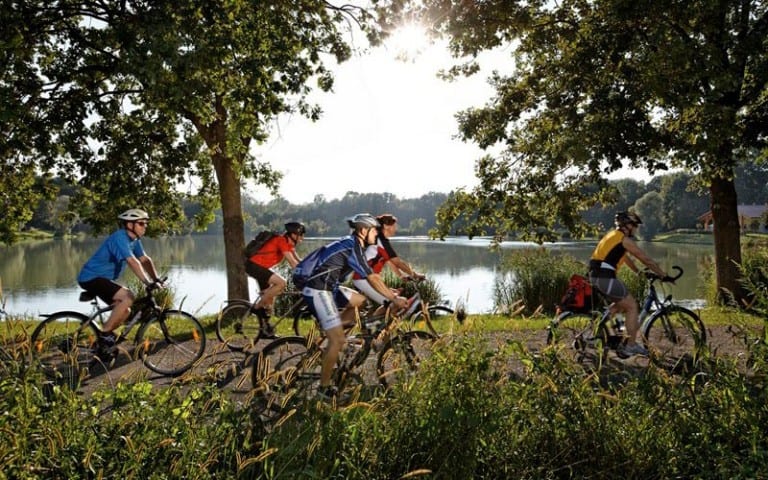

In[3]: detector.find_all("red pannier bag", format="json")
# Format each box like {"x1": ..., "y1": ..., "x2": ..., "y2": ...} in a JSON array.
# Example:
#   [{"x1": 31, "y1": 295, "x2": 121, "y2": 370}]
[{"x1": 559, "y1": 274, "x2": 593, "y2": 313}]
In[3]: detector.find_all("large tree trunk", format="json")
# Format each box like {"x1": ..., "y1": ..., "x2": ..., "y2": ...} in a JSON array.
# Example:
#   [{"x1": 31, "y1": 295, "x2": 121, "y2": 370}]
[
  {"x1": 710, "y1": 175, "x2": 747, "y2": 305},
  {"x1": 192, "y1": 98, "x2": 250, "y2": 302},
  {"x1": 212, "y1": 151, "x2": 250, "y2": 301}
]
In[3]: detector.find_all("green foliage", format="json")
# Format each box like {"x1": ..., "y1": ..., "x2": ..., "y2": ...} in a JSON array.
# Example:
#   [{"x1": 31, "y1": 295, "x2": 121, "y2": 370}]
[
  {"x1": 380, "y1": 269, "x2": 445, "y2": 306},
  {"x1": 0, "y1": 372, "x2": 266, "y2": 478},
  {"x1": 633, "y1": 191, "x2": 664, "y2": 240},
  {"x1": 258, "y1": 337, "x2": 768, "y2": 478},
  {"x1": 395, "y1": 0, "x2": 767, "y2": 302},
  {"x1": 738, "y1": 242, "x2": 768, "y2": 314},
  {"x1": 3, "y1": 316, "x2": 768, "y2": 477},
  {"x1": 493, "y1": 248, "x2": 585, "y2": 315}
]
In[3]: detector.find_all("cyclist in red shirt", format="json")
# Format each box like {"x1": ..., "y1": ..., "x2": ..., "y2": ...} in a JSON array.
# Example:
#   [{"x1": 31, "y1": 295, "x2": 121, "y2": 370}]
[{"x1": 245, "y1": 222, "x2": 305, "y2": 326}]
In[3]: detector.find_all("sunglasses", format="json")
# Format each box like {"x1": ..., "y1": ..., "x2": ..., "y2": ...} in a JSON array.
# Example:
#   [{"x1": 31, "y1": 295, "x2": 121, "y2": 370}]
[{"x1": 135, "y1": 221, "x2": 149, "y2": 227}]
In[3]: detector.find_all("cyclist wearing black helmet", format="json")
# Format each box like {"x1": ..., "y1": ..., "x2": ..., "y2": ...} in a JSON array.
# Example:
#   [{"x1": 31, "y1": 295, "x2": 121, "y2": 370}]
[
  {"x1": 588, "y1": 211, "x2": 668, "y2": 357},
  {"x1": 77, "y1": 208, "x2": 163, "y2": 355},
  {"x1": 245, "y1": 222, "x2": 305, "y2": 325},
  {"x1": 292, "y1": 213, "x2": 408, "y2": 400}
]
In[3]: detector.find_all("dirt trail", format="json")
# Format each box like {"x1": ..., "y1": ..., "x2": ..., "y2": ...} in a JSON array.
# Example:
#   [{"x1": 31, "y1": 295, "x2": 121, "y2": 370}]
[{"x1": 20, "y1": 324, "x2": 763, "y2": 399}]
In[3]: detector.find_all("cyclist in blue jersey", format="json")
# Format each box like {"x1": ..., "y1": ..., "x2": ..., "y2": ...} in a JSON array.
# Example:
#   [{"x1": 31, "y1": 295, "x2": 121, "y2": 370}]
[
  {"x1": 77, "y1": 209, "x2": 163, "y2": 353},
  {"x1": 293, "y1": 213, "x2": 408, "y2": 400}
]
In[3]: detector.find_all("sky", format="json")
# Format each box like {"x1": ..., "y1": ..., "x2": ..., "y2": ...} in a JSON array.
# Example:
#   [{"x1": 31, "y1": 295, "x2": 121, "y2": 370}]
[{"x1": 249, "y1": 27, "x2": 502, "y2": 205}]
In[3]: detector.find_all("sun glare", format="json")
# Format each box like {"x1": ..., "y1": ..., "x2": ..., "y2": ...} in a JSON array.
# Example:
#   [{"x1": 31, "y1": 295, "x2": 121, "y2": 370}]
[{"x1": 386, "y1": 23, "x2": 431, "y2": 61}]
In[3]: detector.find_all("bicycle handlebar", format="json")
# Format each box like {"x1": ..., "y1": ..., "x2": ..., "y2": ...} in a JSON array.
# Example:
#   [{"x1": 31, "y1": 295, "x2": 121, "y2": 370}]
[
  {"x1": 145, "y1": 276, "x2": 168, "y2": 293},
  {"x1": 644, "y1": 265, "x2": 683, "y2": 283}
]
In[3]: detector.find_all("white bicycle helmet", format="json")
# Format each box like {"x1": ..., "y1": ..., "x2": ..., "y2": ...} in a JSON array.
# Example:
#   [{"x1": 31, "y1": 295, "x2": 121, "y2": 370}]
[
  {"x1": 346, "y1": 213, "x2": 379, "y2": 230},
  {"x1": 117, "y1": 208, "x2": 150, "y2": 221}
]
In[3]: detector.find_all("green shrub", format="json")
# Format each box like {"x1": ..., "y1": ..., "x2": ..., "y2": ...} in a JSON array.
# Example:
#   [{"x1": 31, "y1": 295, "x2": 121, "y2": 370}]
[
  {"x1": 493, "y1": 248, "x2": 585, "y2": 315},
  {"x1": 258, "y1": 337, "x2": 768, "y2": 479}
]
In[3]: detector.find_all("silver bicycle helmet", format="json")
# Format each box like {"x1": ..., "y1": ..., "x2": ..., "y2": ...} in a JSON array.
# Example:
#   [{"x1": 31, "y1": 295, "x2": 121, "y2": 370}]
[
  {"x1": 346, "y1": 213, "x2": 380, "y2": 229},
  {"x1": 117, "y1": 208, "x2": 150, "y2": 221}
]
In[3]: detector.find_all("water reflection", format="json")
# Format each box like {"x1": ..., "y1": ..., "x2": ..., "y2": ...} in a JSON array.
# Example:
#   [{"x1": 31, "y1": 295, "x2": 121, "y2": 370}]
[{"x1": 0, "y1": 235, "x2": 713, "y2": 316}]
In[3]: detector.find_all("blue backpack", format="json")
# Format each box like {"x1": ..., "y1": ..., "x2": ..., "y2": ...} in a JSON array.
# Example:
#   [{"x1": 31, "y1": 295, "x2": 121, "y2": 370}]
[{"x1": 292, "y1": 247, "x2": 325, "y2": 289}]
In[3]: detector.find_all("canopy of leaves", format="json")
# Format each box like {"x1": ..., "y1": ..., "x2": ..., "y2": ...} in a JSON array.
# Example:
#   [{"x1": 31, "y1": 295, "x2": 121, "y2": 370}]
[
  {"x1": 1, "y1": 1, "x2": 381, "y2": 239},
  {"x1": 379, "y1": 0, "x2": 768, "y2": 242}
]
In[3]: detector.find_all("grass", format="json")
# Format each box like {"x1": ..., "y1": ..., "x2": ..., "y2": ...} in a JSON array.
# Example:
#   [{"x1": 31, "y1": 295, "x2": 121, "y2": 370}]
[{"x1": 3, "y1": 305, "x2": 768, "y2": 478}]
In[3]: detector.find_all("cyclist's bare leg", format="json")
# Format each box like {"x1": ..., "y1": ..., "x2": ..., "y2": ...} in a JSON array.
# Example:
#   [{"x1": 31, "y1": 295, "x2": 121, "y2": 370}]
[
  {"x1": 253, "y1": 273, "x2": 286, "y2": 313},
  {"x1": 102, "y1": 287, "x2": 135, "y2": 333},
  {"x1": 340, "y1": 292, "x2": 367, "y2": 328},
  {"x1": 614, "y1": 294, "x2": 640, "y2": 345},
  {"x1": 321, "y1": 325, "x2": 346, "y2": 387}
]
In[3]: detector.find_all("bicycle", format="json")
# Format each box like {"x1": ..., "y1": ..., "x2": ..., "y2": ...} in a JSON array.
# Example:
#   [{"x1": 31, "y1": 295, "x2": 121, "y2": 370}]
[
  {"x1": 291, "y1": 277, "x2": 462, "y2": 338},
  {"x1": 215, "y1": 290, "x2": 305, "y2": 352},
  {"x1": 547, "y1": 266, "x2": 706, "y2": 368},
  {"x1": 30, "y1": 278, "x2": 206, "y2": 382},
  {"x1": 252, "y1": 303, "x2": 436, "y2": 421}
]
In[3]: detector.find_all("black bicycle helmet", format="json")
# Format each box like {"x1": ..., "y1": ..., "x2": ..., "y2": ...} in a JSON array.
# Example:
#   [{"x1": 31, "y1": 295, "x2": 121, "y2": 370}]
[
  {"x1": 346, "y1": 213, "x2": 380, "y2": 229},
  {"x1": 285, "y1": 222, "x2": 306, "y2": 235},
  {"x1": 615, "y1": 211, "x2": 643, "y2": 227}
]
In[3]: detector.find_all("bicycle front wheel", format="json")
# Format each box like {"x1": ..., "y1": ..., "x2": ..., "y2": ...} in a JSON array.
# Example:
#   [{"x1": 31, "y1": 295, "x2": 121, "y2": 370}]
[
  {"x1": 547, "y1": 311, "x2": 609, "y2": 366},
  {"x1": 408, "y1": 305, "x2": 457, "y2": 331},
  {"x1": 216, "y1": 300, "x2": 261, "y2": 352},
  {"x1": 643, "y1": 306, "x2": 706, "y2": 368},
  {"x1": 30, "y1": 312, "x2": 98, "y2": 383},
  {"x1": 252, "y1": 336, "x2": 321, "y2": 421},
  {"x1": 136, "y1": 310, "x2": 206, "y2": 376},
  {"x1": 376, "y1": 330, "x2": 437, "y2": 388},
  {"x1": 292, "y1": 303, "x2": 320, "y2": 339}
]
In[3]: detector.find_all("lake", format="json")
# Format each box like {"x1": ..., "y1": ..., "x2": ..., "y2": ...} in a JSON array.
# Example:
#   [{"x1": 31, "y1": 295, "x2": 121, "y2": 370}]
[{"x1": 0, "y1": 235, "x2": 713, "y2": 317}]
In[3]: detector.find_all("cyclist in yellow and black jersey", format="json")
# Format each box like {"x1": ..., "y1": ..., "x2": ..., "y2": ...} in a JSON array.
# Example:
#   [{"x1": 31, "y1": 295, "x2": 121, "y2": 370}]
[{"x1": 588, "y1": 211, "x2": 669, "y2": 357}]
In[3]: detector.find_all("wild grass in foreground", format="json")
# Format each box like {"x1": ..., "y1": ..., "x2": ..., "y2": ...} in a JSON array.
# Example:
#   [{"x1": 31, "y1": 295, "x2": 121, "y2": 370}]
[{"x1": 2, "y1": 313, "x2": 768, "y2": 478}]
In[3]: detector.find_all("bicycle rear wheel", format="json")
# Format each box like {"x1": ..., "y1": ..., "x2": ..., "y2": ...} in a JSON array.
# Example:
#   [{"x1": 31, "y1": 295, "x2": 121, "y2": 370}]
[
  {"x1": 376, "y1": 330, "x2": 437, "y2": 388},
  {"x1": 252, "y1": 336, "x2": 321, "y2": 421},
  {"x1": 547, "y1": 311, "x2": 609, "y2": 367},
  {"x1": 30, "y1": 312, "x2": 98, "y2": 384},
  {"x1": 136, "y1": 310, "x2": 206, "y2": 376},
  {"x1": 643, "y1": 306, "x2": 706, "y2": 370},
  {"x1": 216, "y1": 300, "x2": 261, "y2": 352}
]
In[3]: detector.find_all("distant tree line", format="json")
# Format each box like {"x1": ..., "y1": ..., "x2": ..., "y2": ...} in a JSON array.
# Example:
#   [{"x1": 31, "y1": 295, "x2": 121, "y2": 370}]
[{"x1": 23, "y1": 163, "x2": 768, "y2": 241}]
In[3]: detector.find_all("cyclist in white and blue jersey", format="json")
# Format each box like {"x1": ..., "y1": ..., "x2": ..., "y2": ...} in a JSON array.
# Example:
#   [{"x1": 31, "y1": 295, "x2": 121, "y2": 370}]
[{"x1": 294, "y1": 213, "x2": 408, "y2": 400}]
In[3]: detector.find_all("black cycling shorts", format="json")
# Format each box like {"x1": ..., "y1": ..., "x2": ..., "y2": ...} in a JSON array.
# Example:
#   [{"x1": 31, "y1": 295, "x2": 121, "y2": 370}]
[
  {"x1": 245, "y1": 262, "x2": 276, "y2": 291},
  {"x1": 78, "y1": 278, "x2": 122, "y2": 305}
]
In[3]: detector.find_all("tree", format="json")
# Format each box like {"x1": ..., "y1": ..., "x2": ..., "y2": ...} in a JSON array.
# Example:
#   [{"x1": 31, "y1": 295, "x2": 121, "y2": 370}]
[
  {"x1": 2, "y1": 1, "x2": 382, "y2": 300},
  {"x1": 393, "y1": 0, "x2": 768, "y2": 304},
  {"x1": 657, "y1": 172, "x2": 709, "y2": 230},
  {"x1": 633, "y1": 192, "x2": 664, "y2": 240}
]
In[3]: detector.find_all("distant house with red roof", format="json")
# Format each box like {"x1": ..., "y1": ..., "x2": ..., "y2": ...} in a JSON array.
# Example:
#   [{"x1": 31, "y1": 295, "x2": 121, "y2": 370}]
[{"x1": 698, "y1": 204, "x2": 768, "y2": 232}]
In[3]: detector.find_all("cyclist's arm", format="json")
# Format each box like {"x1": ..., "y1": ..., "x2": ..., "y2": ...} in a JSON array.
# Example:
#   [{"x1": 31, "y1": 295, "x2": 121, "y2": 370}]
[
  {"x1": 388, "y1": 256, "x2": 422, "y2": 279},
  {"x1": 619, "y1": 255, "x2": 640, "y2": 274},
  {"x1": 126, "y1": 256, "x2": 155, "y2": 285},
  {"x1": 284, "y1": 250, "x2": 301, "y2": 268},
  {"x1": 366, "y1": 273, "x2": 408, "y2": 309},
  {"x1": 622, "y1": 237, "x2": 666, "y2": 277}
]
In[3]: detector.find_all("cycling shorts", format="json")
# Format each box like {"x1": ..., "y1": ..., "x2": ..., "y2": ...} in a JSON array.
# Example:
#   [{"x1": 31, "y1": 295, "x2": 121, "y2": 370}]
[
  {"x1": 301, "y1": 285, "x2": 355, "y2": 331},
  {"x1": 245, "y1": 262, "x2": 277, "y2": 291},
  {"x1": 588, "y1": 273, "x2": 628, "y2": 302},
  {"x1": 352, "y1": 278, "x2": 388, "y2": 305},
  {"x1": 78, "y1": 277, "x2": 123, "y2": 305}
]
